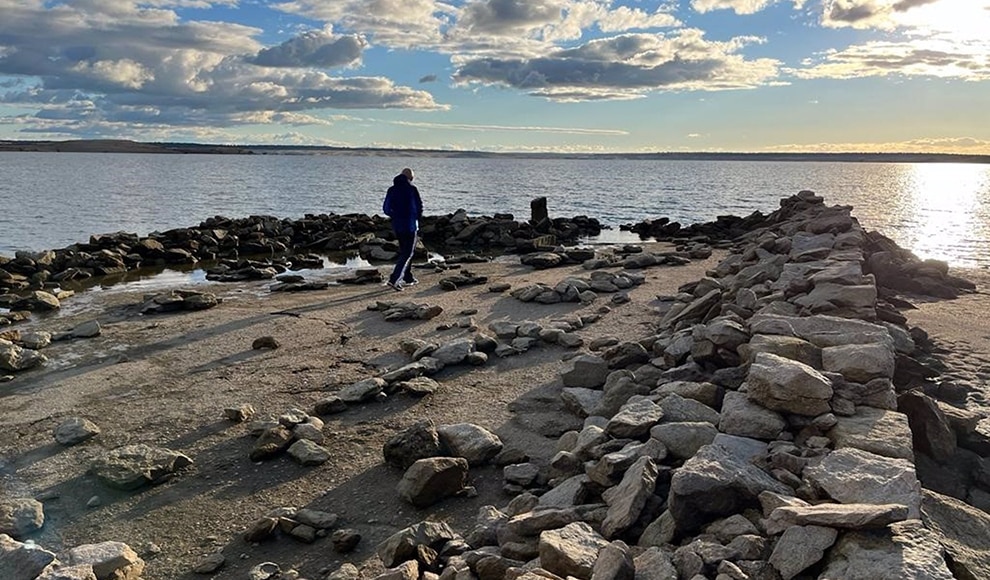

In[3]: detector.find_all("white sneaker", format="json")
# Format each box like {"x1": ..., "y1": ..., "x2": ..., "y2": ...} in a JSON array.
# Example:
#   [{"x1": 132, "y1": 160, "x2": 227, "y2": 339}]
[{"x1": 386, "y1": 280, "x2": 404, "y2": 292}]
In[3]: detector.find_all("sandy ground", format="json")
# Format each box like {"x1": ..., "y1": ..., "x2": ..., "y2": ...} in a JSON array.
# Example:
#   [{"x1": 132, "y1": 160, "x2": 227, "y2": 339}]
[
  {"x1": 901, "y1": 267, "x2": 990, "y2": 427},
  {"x1": 1, "y1": 243, "x2": 725, "y2": 579},
  {"x1": 3, "y1": 248, "x2": 988, "y2": 580}
]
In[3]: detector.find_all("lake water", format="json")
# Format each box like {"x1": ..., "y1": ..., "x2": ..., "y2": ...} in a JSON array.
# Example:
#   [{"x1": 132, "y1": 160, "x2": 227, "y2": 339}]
[{"x1": 2, "y1": 152, "x2": 989, "y2": 269}]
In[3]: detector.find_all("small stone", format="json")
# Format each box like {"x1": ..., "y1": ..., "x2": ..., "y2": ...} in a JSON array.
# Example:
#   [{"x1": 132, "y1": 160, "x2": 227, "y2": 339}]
[
  {"x1": 331, "y1": 528, "x2": 362, "y2": 553},
  {"x1": 326, "y1": 563, "x2": 360, "y2": 580},
  {"x1": 54, "y1": 417, "x2": 101, "y2": 446},
  {"x1": 244, "y1": 517, "x2": 278, "y2": 542},
  {"x1": 70, "y1": 320, "x2": 102, "y2": 338},
  {"x1": 193, "y1": 552, "x2": 225, "y2": 574},
  {"x1": 252, "y1": 336, "x2": 280, "y2": 350},
  {"x1": 87, "y1": 496, "x2": 101, "y2": 508},
  {"x1": 287, "y1": 440, "x2": 331, "y2": 466},
  {"x1": 313, "y1": 396, "x2": 347, "y2": 415},
  {"x1": 224, "y1": 404, "x2": 255, "y2": 423}
]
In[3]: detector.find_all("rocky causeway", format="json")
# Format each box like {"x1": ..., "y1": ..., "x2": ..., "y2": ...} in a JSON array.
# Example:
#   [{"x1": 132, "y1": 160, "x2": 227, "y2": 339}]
[{"x1": 2, "y1": 191, "x2": 990, "y2": 580}]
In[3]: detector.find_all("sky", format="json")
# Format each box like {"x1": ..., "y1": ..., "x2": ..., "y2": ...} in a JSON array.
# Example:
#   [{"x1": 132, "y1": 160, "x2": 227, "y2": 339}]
[{"x1": 0, "y1": 0, "x2": 988, "y2": 154}]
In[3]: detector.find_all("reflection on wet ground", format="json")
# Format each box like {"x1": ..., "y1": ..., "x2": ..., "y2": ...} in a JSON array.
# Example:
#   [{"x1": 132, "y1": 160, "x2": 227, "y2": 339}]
[{"x1": 9, "y1": 233, "x2": 648, "y2": 334}]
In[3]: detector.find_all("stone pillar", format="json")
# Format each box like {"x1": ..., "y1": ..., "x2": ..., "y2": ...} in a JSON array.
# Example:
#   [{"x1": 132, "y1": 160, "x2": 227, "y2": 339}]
[{"x1": 530, "y1": 197, "x2": 548, "y2": 224}]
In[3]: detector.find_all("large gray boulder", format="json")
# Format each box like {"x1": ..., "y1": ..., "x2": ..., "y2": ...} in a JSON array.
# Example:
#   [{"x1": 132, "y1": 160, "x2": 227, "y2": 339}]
[
  {"x1": 338, "y1": 377, "x2": 386, "y2": 403},
  {"x1": 746, "y1": 352, "x2": 833, "y2": 416},
  {"x1": 562, "y1": 355, "x2": 609, "y2": 388},
  {"x1": 719, "y1": 391, "x2": 786, "y2": 440},
  {"x1": 382, "y1": 420, "x2": 442, "y2": 470},
  {"x1": 632, "y1": 546, "x2": 678, "y2": 579},
  {"x1": 601, "y1": 456, "x2": 658, "y2": 539},
  {"x1": 805, "y1": 447, "x2": 922, "y2": 518},
  {"x1": 668, "y1": 435, "x2": 790, "y2": 531},
  {"x1": 921, "y1": 490, "x2": 990, "y2": 580},
  {"x1": 0, "y1": 499, "x2": 44, "y2": 539},
  {"x1": 437, "y1": 423, "x2": 503, "y2": 466},
  {"x1": 396, "y1": 457, "x2": 469, "y2": 508},
  {"x1": 0, "y1": 340, "x2": 47, "y2": 372},
  {"x1": 650, "y1": 422, "x2": 718, "y2": 460},
  {"x1": 792, "y1": 282, "x2": 877, "y2": 314},
  {"x1": 539, "y1": 522, "x2": 608, "y2": 579},
  {"x1": 818, "y1": 520, "x2": 953, "y2": 579},
  {"x1": 561, "y1": 388, "x2": 603, "y2": 418},
  {"x1": 377, "y1": 521, "x2": 458, "y2": 568},
  {"x1": 653, "y1": 380, "x2": 723, "y2": 409},
  {"x1": 898, "y1": 391, "x2": 957, "y2": 462},
  {"x1": 768, "y1": 525, "x2": 838, "y2": 580},
  {"x1": 789, "y1": 232, "x2": 835, "y2": 260},
  {"x1": 742, "y1": 334, "x2": 822, "y2": 368},
  {"x1": 0, "y1": 533, "x2": 57, "y2": 580},
  {"x1": 66, "y1": 541, "x2": 145, "y2": 580},
  {"x1": 593, "y1": 371, "x2": 649, "y2": 419},
  {"x1": 822, "y1": 342, "x2": 895, "y2": 383},
  {"x1": 605, "y1": 398, "x2": 664, "y2": 439},
  {"x1": 749, "y1": 314, "x2": 892, "y2": 348},
  {"x1": 89, "y1": 444, "x2": 193, "y2": 490},
  {"x1": 432, "y1": 338, "x2": 475, "y2": 366},
  {"x1": 827, "y1": 407, "x2": 914, "y2": 460},
  {"x1": 657, "y1": 393, "x2": 719, "y2": 425}
]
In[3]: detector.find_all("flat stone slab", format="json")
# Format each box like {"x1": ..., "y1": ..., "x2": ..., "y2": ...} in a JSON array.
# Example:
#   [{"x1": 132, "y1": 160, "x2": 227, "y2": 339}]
[
  {"x1": 819, "y1": 520, "x2": 953, "y2": 580},
  {"x1": 89, "y1": 444, "x2": 193, "y2": 490},
  {"x1": 827, "y1": 407, "x2": 915, "y2": 460},
  {"x1": 805, "y1": 447, "x2": 921, "y2": 518},
  {"x1": 765, "y1": 503, "x2": 910, "y2": 535},
  {"x1": 750, "y1": 314, "x2": 892, "y2": 348}
]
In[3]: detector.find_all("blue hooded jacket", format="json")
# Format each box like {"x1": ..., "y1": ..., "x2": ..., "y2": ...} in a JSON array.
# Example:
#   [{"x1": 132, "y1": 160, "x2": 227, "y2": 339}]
[{"x1": 382, "y1": 173, "x2": 423, "y2": 233}]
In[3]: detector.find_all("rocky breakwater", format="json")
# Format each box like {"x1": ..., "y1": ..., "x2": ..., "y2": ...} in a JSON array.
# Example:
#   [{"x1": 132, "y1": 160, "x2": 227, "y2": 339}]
[
  {"x1": 622, "y1": 193, "x2": 976, "y2": 301},
  {"x1": 363, "y1": 191, "x2": 990, "y2": 580},
  {"x1": 0, "y1": 208, "x2": 601, "y2": 304}
]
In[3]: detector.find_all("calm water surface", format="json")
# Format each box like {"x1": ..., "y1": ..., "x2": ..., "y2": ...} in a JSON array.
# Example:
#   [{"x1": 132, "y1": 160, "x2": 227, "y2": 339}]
[{"x1": 2, "y1": 152, "x2": 989, "y2": 268}]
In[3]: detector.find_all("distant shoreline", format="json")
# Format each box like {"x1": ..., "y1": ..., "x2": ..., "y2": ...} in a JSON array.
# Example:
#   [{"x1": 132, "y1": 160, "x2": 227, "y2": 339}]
[{"x1": 1, "y1": 138, "x2": 989, "y2": 164}]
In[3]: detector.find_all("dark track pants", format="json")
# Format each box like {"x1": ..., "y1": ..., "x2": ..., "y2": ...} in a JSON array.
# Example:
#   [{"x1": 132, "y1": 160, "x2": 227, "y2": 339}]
[{"x1": 389, "y1": 230, "x2": 417, "y2": 284}]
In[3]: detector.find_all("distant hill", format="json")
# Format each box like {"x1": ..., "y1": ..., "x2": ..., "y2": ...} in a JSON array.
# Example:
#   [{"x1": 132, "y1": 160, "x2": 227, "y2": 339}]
[
  {"x1": 1, "y1": 139, "x2": 988, "y2": 164},
  {"x1": 0, "y1": 139, "x2": 252, "y2": 154}
]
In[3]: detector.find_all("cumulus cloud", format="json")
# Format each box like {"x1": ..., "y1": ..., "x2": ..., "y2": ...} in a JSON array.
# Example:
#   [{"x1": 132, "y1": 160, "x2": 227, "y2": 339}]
[
  {"x1": 790, "y1": 38, "x2": 990, "y2": 80},
  {"x1": 691, "y1": 0, "x2": 805, "y2": 16},
  {"x1": 455, "y1": 0, "x2": 564, "y2": 36},
  {"x1": 276, "y1": 0, "x2": 680, "y2": 53},
  {"x1": 0, "y1": 0, "x2": 441, "y2": 138},
  {"x1": 452, "y1": 29, "x2": 781, "y2": 100},
  {"x1": 822, "y1": 0, "x2": 943, "y2": 30},
  {"x1": 272, "y1": 0, "x2": 452, "y2": 48},
  {"x1": 446, "y1": 0, "x2": 680, "y2": 47},
  {"x1": 251, "y1": 29, "x2": 366, "y2": 69}
]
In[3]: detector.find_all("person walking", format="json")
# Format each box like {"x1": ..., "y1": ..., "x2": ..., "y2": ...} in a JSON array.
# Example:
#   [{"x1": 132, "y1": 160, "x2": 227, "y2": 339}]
[{"x1": 382, "y1": 167, "x2": 423, "y2": 291}]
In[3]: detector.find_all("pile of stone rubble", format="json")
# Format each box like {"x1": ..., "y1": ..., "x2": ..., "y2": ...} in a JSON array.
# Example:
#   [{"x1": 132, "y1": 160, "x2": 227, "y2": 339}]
[{"x1": 362, "y1": 191, "x2": 988, "y2": 579}]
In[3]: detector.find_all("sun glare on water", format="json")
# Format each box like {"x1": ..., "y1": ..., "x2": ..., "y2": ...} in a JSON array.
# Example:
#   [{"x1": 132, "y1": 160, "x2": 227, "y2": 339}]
[{"x1": 903, "y1": 163, "x2": 990, "y2": 268}]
